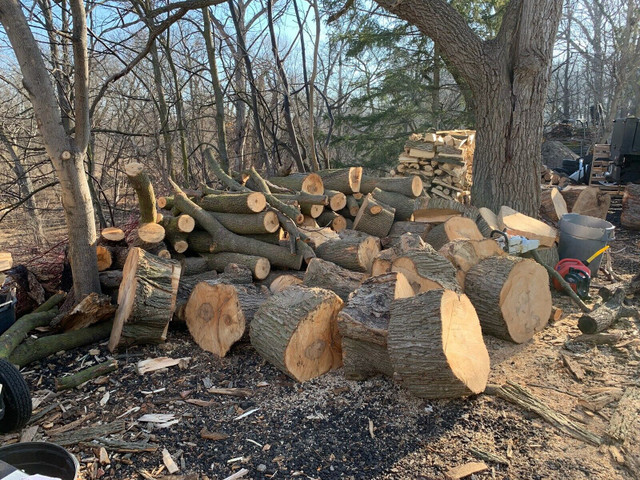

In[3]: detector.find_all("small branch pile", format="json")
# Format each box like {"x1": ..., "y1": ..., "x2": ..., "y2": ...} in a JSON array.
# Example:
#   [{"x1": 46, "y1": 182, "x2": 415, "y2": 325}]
[{"x1": 391, "y1": 130, "x2": 475, "y2": 203}]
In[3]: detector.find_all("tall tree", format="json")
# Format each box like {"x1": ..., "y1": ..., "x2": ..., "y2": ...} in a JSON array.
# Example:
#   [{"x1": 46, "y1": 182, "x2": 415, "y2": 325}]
[{"x1": 373, "y1": 0, "x2": 563, "y2": 216}]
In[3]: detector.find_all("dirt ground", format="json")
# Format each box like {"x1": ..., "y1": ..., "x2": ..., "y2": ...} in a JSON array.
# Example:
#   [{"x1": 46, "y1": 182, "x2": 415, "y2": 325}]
[{"x1": 1, "y1": 204, "x2": 639, "y2": 480}]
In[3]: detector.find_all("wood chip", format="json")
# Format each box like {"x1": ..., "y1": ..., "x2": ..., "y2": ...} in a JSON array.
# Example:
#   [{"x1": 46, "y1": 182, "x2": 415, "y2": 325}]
[
  {"x1": 162, "y1": 448, "x2": 180, "y2": 474},
  {"x1": 200, "y1": 428, "x2": 229, "y2": 441},
  {"x1": 46, "y1": 412, "x2": 97, "y2": 436},
  {"x1": 207, "y1": 387, "x2": 253, "y2": 397},
  {"x1": 561, "y1": 353, "x2": 585, "y2": 382},
  {"x1": 222, "y1": 469, "x2": 249, "y2": 480},
  {"x1": 445, "y1": 461, "x2": 488, "y2": 479},
  {"x1": 137, "y1": 357, "x2": 191, "y2": 374},
  {"x1": 138, "y1": 413, "x2": 176, "y2": 424},
  {"x1": 368, "y1": 418, "x2": 375, "y2": 439},
  {"x1": 19, "y1": 425, "x2": 38, "y2": 443},
  {"x1": 99, "y1": 446, "x2": 110, "y2": 465},
  {"x1": 233, "y1": 408, "x2": 259, "y2": 421},
  {"x1": 185, "y1": 398, "x2": 216, "y2": 407}
]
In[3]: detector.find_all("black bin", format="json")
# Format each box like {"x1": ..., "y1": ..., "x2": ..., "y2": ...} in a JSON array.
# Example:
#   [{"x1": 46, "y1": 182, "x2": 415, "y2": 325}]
[
  {"x1": 0, "y1": 294, "x2": 16, "y2": 336},
  {"x1": 0, "y1": 442, "x2": 79, "y2": 480}
]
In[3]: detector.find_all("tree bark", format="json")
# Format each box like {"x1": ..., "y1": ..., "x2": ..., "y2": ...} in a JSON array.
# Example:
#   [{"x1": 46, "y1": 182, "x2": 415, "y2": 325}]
[
  {"x1": 202, "y1": 252, "x2": 270, "y2": 280},
  {"x1": 352, "y1": 194, "x2": 395, "y2": 238},
  {"x1": 391, "y1": 245, "x2": 459, "y2": 294},
  {"x1": 303, "y1": 258, "x2": 365, "y2": 301},
  {"x1": 314, "y1": 232, "x2": 380, "y2": 272},
  {"x1": 425, "y1": 216, "x2": 484, "y2": 250}
]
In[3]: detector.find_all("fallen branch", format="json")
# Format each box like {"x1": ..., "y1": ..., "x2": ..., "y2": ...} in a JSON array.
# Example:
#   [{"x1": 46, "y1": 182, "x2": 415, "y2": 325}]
[
  {"x1": 578, "y1": 288, "x2": 637, "y2": 334},
  {"x1": 55, "y1": 359, "x2": 118, "y2": 391},
  {"x1": 0, "y1": 309, "x2": 59, "y2": 359}
]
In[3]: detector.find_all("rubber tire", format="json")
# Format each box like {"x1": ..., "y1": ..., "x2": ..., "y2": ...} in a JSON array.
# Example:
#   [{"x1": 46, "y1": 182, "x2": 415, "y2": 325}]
[{"x1": 0, "y1": 358, "x2": 32, "y2": 433}]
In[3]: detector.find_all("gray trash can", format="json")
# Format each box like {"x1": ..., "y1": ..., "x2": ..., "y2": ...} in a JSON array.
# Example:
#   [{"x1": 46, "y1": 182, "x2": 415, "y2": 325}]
[{"x1": 558, "y1": 213, "x2": 615, "y2": 277}]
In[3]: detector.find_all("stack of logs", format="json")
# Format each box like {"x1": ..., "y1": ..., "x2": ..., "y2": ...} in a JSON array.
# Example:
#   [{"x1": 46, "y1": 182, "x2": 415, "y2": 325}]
[
  {"x1": 540, "y1": 164, "x2": 569, "y2": 188},
  {"x1": 391, "y1": 130, "x2": 475, "y2": 203}
]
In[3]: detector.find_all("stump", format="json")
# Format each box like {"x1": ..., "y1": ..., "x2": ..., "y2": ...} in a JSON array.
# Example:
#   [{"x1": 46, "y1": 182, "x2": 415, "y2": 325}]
[
  {"x1": 388, "y1": 290, "x2": 490, "y2": 398},
  {"x1": 425, "y1": 216, "x2": 484, "y2": 250},
  {"x1": 303, "y1": 258, "x2": 365, "y2": 301},
  {"x1": 621, "y1": 184, "x2": 640, "y2": 230},
  {"x1": 250, "y1": 286, "x2": 343, "y2": 382},
  {"x1": 108, "y1": 248, "x2": 181, "y2": 352},
  {"x1": 338, "y1": 272, "x2": 414, "y2": 380},
  {"x1": 540, "y1": 187, "x2": 568, "y2": 222},
  {"x1": 391, "y1": 246, "x2": 459, "y2": 293},
  {"x1": 353, "y1": 195, "x2": 396, "y2": 238},
  {"x1": 465, "y1": 256, "x2": 551, "y2": 343},
  {"x1": 314, "y1": 232, "x2": 380, "y2": 272},
  {"x1": 185, "y1": 280, "x2": 269, "y2": 356}
]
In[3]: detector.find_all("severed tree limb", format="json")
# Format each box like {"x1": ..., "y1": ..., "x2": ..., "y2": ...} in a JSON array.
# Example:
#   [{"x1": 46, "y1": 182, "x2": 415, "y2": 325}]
[
  {"x1": 55, "y1": 359, "x2": 118, "y2": 391},
  {"x1": 530, "y1": 249, "x2": 591, "y2": 313},
  {"x1": 578, "y1": 288, "x2": 637, "y2": 334},
  {"x1": 248, "y1": 167, "x2": 304, "y2": 224},
  {"x1": 0, "y1": 309, "x2": 58, "y2": 359}
]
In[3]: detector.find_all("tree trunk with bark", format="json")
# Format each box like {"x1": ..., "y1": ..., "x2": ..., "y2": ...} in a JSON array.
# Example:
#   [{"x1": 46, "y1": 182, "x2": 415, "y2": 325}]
[{"x1": 302, "y1": 258, "x2": 365, "y2": 301}]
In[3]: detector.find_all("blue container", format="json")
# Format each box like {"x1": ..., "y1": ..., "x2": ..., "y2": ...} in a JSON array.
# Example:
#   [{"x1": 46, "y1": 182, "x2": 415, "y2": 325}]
[{"x1": 0, "y1": 294, "x2": 16, "y2": 336}]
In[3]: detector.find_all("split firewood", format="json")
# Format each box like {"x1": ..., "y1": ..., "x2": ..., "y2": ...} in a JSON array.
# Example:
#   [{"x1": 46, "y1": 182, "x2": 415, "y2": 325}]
[
  {"x1": 559, "y1": 186, "x2": 583, "y2": 211},
  {"x1": 578, "y1": 288, "x2": 636, "y2": 334},
  {"x1": 439, "y1": 238, "x2": 506, "y2": 288},
  {"x1": 425, "y1": 216, "x2": 484, "y2": 250},
  {"x1": 572, "y1": 186, "x2": 611, "y2": 219},
  {"x1": 185, "y1": 280, "x2": 269, "y2": 356},
  {"x1": 108, "y1": 247, "x2": 181, "y2": 352},
  {"x1": 137, "y1": 356, "x2": 190, "y2": 374},
  {"x1": 550, "y1": 306, "x2": 563, "y2": 322},
  {"x1": 476, "y1": 207, "x2": 500, "y2": 237},
  {"x1": 269, "y1": 274, "x2": 303, "y2": 293},
  {"x1": 338, "y1": 272, "x2": 413, "y2": 380},
  {"x1": 498, "y1": 205, "x2": 557, "y2": 247},
  {"x1": 267, "y1": 173, "x2": 325, "y2": 195},
  {"x1": 314, "y1": 231, "x2": 380, "y2": 273},
  {"x1": 371, "y1": 249, "x2": 396, "y2": 277},
  {"x1": 202, "y1": 253, "x2": 270, "y2": 280},
  {"x1": 371, "y1": 188, "x2": 428, "y2": 221},
  {"x1": 391, "y1": 245, "x2": 459, "y2": 293},
  {"x1": 359, "y1": 175, "x2": 423, "y2": 197},
  {"x1": 316, "y1": 168, "x2": 363, "y2": 193},
  {"x1": 302, "y1": 258, "x2": 365, "y2": 301},
  {"x1": 540, "y1": 187, "x2": 568, "y2": 222},
  {"x1": 250, "y1": 286, "x2": 343, "y2": 382},
  {"x1": 55, "y1": 359, "x2": 118, "y2": 391},
  {"x1": 353, "y1": 194, "x2": 396, "y2": 238},
  {"x1": 621, "y1": 183, "x2": 640, "y2": 229},
  {"x1": 389, "y1": 290, "x2": 490, "y2": 398},
  {"x1": 465, "y1": 256, "x2": 551, "y2": 343},
  {"x1": 125, "y1": 162, "x2": 157, "y2": 223},
  {"x1": 59, "y1": 292, "x2": 116, "y2": 331},
  {"x1": 316, "y1": 210, "x2": 347, "y2": 232}
]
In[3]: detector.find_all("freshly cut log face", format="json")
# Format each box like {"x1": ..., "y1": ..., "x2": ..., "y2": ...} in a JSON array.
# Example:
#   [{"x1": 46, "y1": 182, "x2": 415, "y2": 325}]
[
  {"x1": 303, "y1": 258, "x2": 365, "y2": 301},
  {"x1": 101, "y1": 227, "x2": 125, "y2": 242},
  {"x1": 425, "y1": 216, "x2": 484, "y2": 250},
  {"x1": 268, "y1": 173, "x2": 325, "y2": 195},
  {"x1": 197, "y1": 192, "x2": 266, "y2": 214},
  {"x1": 391, "y1": 246, "x2": 459, "y2": 293},
  {"x1": 438, "y1": 239, "x2": 505, "y2": 288},
  {"x1": 96, "y1": 246, "x2": 113, "y2": 271},
  {"x1": 315, "y1": 231, "x2": 380, "y2": 273},
  {"x1": 203, "y1": 252, "x2": 271, "y2": 280},
  {"x1": 498, "y1": 206, "x2": 557, "y2": 247},
  {"x1": 270, "y1": 274, "x2": 303, "y2": 293},
  {"x1": 137, "y1": 222, "x2": 166, "y2": 243},
  {"x1": 338, "y1": 272, "x2": 414, "y2": 380},
  {"x1": 185, "y1": 280, "x2": 269, "y2": 357},
  {"x1": 108, "y1": 247, "x2": 181, "y2": 352},
  {"x1": 412, "y1": 208, "x2": 462, "y2": 224},
  {"x1": 316, "y1": 211, "x2": 347, "y2": 232},
  {"x1": 464, "y1": 255, "x2": 551, "y2": 343},
  {"x1": 300, "y1": 173, "x2": 324, "y2": 195},
  {"x1": 250, "y1": 286, "x2": 344, "y2": 382},
  {"x1": 326, "y1": 190, "x2": 348, "y2": 211},
  {"x1": 388, "y1": 290, "x2": 490, "y2": 398}
]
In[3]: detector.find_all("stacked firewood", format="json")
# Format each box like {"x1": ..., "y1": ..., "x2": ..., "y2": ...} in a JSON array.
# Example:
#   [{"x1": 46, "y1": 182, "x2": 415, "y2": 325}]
[
  {"x1": 391, "y1": 130, "x2": 475, "y2": 203},
  {"x1": 540, "y1": 164, "x2": 569, "y2": 187}
]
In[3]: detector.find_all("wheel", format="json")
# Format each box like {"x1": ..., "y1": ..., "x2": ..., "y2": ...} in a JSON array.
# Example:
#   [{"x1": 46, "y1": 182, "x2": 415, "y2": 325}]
[{"x1": 0, "y1": 358, "x2": 31, "y2": 433}]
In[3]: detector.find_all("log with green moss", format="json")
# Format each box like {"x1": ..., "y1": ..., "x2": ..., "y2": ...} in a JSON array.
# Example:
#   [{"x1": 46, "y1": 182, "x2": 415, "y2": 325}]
[
  {"x1": 55, "y1": 359, "x2": 118, "y2": 391},
  {"x1": 0, "y1": 309, "x2": 59, "y2": 359}
]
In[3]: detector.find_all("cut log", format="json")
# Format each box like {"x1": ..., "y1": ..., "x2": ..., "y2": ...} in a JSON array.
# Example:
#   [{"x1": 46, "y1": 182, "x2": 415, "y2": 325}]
[
  {"x1": 572, "y1": 186, "x2": 611, "y2": 219},
  {"x1": 353, "y1": 195, "x2": 396, "y2": 238},
  {"x1": 559, "y1": 186, "x2": 583, "y2": 211},
  {"x1": 209, "y1": 211, "x2": 280, "y2": 235},
  {"x1": 371, "y1": 249, "x2": 396, "y2": 277},
  {"x1": 425, "y1": 216, "x2": 484, "y2": 250},
  {"x1": 179, "y1": 257, "x2": 208, "y2": 276},
  {"x1": 268, "y1": 173, "x2": 324, "y2": 195},
  {"x1": 540, "y1": 187, "x2": 568, "y2": 222},
  {"x1": 125, "y1": 162, "x2": 157, "y2": 223},
  {"x1": 621, "y1": 183, "x2": 640, "y2": 229},
  {"x1": 270, "y1": 274, "x2": 303, "y2": 293},
  {"x1": 0, "y1": 252, "x2": 12, "y2": 272},
  {"x1": 411, "y1": 209, "x2": 462, "y2": 224},
  {"x1": 59, "y1": 293, "x2": 116, "y2": 331},
  {"x1": 345, "y1": 195, "x2": 360, "y2": 217},
  {"x1": 303, "y1": 258, "x2": 365, "y2": 301},
  {"x1": 498, "y1": 206, "x2": 557, "y2": 247},
  {"x1": 160, "y1": 214, "x2": 195, "y2": 233},
  {"x1": 108, "y1": 248, "x2": 181, "y2": 352},
  {"x1": 324, "y1": 189, "x2": 348, "y2": 211},
  {"x1": 0, "y1": 309, "x2": 58, "y2": 359},
  {"x1": 100, "y1": 227, "x2": 125, "y2": 243},
  {"x1": 388, "y1": 290, "x2": 490, "y2": 398},
  {"x1": 438, "y1": 239, "x2": 506, "y2": 288},
  {"x1": 464, "y1": 256, "x2": 551, "y2": 343},
  {"x1": 99, "y1": 270, "x2": 123, "y2": 290},
  {"x1": 136, "y1": 222, "x2": 166, "y2": 244},
  {"x1": 202, "y1": 253, "x2": 270, "y2": 280},
  {"x1": 173, "y1": 271, "x2": 221, "y2": 322},
  {"x1": 427, "y1": 197, "x2": 479, "y2": 220},
  {"x1": 247, "y1": 168, "x2": 305, "y2": 225},
  {"x1": 185, "y1": 281, "x2": 269, "y2": 356},
  {"x1": 338, "y1": 272, "x2": 414, "y2": 380},
  {"x1": 359, "y1": 175, "x2": 423, "y2": 197},
  {"x1": 578, "y1": 288, "x2": 635, "y2": 334},
  {"x1": 272, "y1": 193, "x2": 329, "y2": 207},
  {"x1": 314, "y1": 232, "x2": 380, "y2": 273},
  {"x1": 371, "y1": 188, "x2": 428, "y2": 221},
  {"x1": 197, "y1": 192, "x2": 266, "y2": 214},
  {"x1": 300, "y1": 203, "x2": 324, "y2": 219},
  {"x1": 250, "y1": 286, "x2": 343, "y2": 382},
  {"x1": 522, "y1": 245, "x2": 559, "y2": 271},
  {"x1": 96, "y1": 246, "x2": 113, "y2": 271},
  {"x1": 316, "y1": 168, "x2": 363, "y2": 193},
  {"x1": 391, "y1": 246, "x2": 459, "y2": 293},
  {"x1": 381, "y1": 221, "x2": 432, "y2": 249},
  {"x1": 316, "y1": 210, "x2": 347, "y2": 232},
  {"x1": 96, "y1": 245, "x2": 127, "y2": 271}
]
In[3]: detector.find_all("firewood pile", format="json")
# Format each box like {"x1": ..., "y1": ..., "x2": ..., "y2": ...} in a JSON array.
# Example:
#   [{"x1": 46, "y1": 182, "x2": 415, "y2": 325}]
[
  {"x1": 391, "y1": 130, "x2": 475, "y2": 203},
  {"x1": 540, "y1": 164, "x2": 569, "y2": 187},
  {"x1": 2, "y1": 152, "x2": 635, "y2": 404}
]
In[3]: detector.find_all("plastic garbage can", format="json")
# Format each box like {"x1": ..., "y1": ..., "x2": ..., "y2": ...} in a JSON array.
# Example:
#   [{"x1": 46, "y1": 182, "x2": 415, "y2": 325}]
[
  {"x1": 0, "y1": 293, "x2": 16, "y2": 335},
  {"x1": 0, "y1": 442, "x2": 79, "y2": 480},
  {"x1": 558, "y1": 213, "x2": 615, "y2": 277}
]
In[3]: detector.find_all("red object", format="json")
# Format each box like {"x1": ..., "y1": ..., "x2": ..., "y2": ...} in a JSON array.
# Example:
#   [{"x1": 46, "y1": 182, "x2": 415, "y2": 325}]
[{"x1": 553, "y1": 258, "x2": 591, "y2": 296}]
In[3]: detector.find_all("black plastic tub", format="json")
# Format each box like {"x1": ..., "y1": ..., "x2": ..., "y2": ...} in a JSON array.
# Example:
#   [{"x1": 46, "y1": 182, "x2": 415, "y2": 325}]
[
  {"x1": 0, "y1": 442, "x2": 79, "y2": 480},
  {"x1": 0, "y1": 294, "x2": 16, "y2": 336}
]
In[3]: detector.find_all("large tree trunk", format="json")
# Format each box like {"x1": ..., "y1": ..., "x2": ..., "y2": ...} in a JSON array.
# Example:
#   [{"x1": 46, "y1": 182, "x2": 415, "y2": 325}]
[
  {"x1": 373, "y1": 0, "x2": 563, "y2": 216},
  {"x1": 0, "y1": 0, "x2": 101, "y2": 298}
]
